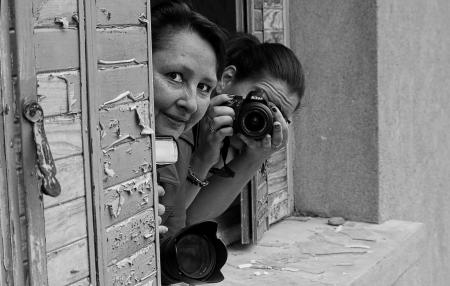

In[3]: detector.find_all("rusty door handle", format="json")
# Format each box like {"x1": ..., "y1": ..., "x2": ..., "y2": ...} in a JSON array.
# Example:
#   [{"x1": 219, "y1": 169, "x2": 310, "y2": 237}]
[{"x1": 23, "y1": 101, "x2": 61, "y2": 197}]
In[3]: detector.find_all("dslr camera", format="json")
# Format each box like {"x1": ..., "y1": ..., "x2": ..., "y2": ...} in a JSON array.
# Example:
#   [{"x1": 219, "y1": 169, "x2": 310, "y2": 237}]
[{"x1": 224, "y1": 89, "x2": 274, "y2": 140}]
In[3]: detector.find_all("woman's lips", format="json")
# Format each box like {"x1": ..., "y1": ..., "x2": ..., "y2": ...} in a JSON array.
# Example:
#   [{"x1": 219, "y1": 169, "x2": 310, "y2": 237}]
[{"x1": 163, "y1": 113, "x2": 188, "y2": 124}]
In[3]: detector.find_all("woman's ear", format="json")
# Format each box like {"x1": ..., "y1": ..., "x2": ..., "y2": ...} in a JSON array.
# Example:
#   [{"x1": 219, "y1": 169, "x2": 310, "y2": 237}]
[{"x1": 217, "y1": 65, "x2": 236, "y2": 93}]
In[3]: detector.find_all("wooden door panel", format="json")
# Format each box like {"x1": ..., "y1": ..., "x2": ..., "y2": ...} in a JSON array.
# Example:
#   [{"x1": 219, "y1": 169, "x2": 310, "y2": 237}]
[
  {"x1": 103, "y1": 173, "x2": 154, "y2": 226},
  {"x1": 105, "y1": 208, "x2": 155, "y2": 263},
  {"x1": 102, "y1": 136, "x2": 153, "y2": 188},
  {"x1": 46, "y1": 238, "x2": 90, "y2": 286},
  {"x1": 11, "y1": 0, "x2": 159, "y2": 284},
  {"x1": 37, "y1": 71, "x2": 82, "y2": 116},
  {"x1": 97, "y1": 27, "x2": 148, "y2": 63},
  {"x1": 32, "y1": 0, "x2": 78, "y2": 27},
  {"x1": 35, "y1": 29, "x2": 80, "y2": 72},
  {"x1": 106, "y1": 244, "x2": 157, "y2": 286},
  {"x1": 97, "y1": 65, "x2": 150, "y2": 104},
  {"x1": 96, "y1": 0, "x2": 147, "y2": 26},
  {"x1": 44, "y1": 156, "x2": 85, "y2": 208},
  {"x1": 91, "y1": 0, "x2": 160, "y2": 285},
  {"x1": 99, "y1": 101, "x2": 150, "y2": 148}
]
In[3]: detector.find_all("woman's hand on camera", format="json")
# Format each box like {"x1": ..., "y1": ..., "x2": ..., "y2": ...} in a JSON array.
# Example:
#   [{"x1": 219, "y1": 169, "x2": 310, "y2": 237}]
[
  {"x1": 195, "y1": 94, "x2": 235, "y2": 167},
  {"x1": 238, "y1": 103, "x2": 288, "y2": 160},
  {"x1": 156, "y1": 184, "x2": 168, "y2": 234}
]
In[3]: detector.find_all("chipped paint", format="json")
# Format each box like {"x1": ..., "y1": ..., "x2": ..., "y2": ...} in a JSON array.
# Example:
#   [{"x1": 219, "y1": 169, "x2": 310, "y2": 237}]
[
  {"x1": 104, "y1": 134, "x2": 135, "y2": 150},
  {"x1": 107, "y1": 191, "x2": 125, "y2": 218},
  {"x1": 98, "y1": 58, "x2": 140, "y2": 65},
  {"x1": 129, "y1": 91, "x2": 145, "y2": 102},
  {"x1": 99, "y1": 8, "x2": 112, "y2": 21},
  {"x1": 134, "y1": 161, "x2": 151, "y2": 174},
  {"x1": 107, "y1": 244, "x2": 156, "y2": 285},
  {"x1": 106, "y1": 210, "x2": 155, "y2": 259},
  {"x1": 104, "y1": 162, "x2": 116, "y2": 178},
  {"x1": 104, "y1": 175, "x2": 153, "y2": 223},
  {"x1": 72, "y1": 12, "x2": 79, "y2": 24},
  {"x1": 135, "y1": 105, "x2": 154, "y2": 135},
  {"x1": 100, "y1": 91, "x2": 131, "y2": 108},
  {"x1": 54, "y1": 16, "x2": 69, "y2": 28},
  {"x1": 138, "y1": 13, "x2": 149, "y2": 24}
]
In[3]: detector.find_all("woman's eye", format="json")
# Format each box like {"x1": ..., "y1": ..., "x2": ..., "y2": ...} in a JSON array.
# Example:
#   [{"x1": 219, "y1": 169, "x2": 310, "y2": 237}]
[
  {"x1": 167, "y1": 72, "x2": 183, "y2": 82},
  {"x1": 198, "y1": 83, "x2": 212, "y2": 94}
]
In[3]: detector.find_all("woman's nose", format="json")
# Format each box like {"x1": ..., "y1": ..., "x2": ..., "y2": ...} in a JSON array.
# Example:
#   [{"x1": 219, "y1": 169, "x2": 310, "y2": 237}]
[{"x1": 178, "y1": 85, "x2": 198, "y2": 114}]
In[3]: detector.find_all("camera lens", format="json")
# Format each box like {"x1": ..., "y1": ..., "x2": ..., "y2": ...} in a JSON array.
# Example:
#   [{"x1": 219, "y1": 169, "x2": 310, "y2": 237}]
[
  {"x1": 238, "y1": 103, "x2": 273, "y2": 139},
  {"x1": 160, "y1": 221, "x2": 227, "y2": 285},
  {"x1": 176, "y1": 234, "x2": 216, "y2": 279},
  {"x1": 244, "y1": 111, "x2": 266, "y2": 132}
]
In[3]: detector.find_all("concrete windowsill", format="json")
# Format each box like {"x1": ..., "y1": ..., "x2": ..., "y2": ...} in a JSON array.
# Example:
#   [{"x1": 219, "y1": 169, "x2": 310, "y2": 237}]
[{"x1": 217, "y1": 217, "x2": 426, "y2": 286}]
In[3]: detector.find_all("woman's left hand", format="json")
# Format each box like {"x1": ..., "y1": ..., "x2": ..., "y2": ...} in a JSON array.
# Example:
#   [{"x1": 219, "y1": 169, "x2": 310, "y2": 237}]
[
  {"x1": 194, "y1": 94, "x2": 235, "y2": 168},
  {"x1": 238, "y1": 103, "x2": 289, "y2": 160}
]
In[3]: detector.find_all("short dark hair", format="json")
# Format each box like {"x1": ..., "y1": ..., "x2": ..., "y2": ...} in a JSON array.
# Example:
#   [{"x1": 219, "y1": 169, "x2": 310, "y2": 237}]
[
  {"x1": 225, "y1": 33, "x2": 305, "y2": 109},
  {"x1": 151, "y1": 0, "x2": 227, "y2": 77}
]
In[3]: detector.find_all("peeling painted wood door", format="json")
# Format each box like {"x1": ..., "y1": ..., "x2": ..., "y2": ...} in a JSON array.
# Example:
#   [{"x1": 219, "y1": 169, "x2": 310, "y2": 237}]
[
  {"x1": 244, "y1": 0, "x2": 293, "y2": 243},
  {"x1": 10, "y1": 0, "x2": 160, "y2": 285}
]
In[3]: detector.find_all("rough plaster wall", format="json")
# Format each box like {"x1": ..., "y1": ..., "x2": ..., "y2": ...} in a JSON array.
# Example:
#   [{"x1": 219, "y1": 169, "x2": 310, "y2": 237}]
[
  {"x1": 377, "y1": 1, "x2": 450, "y2": 285},
  {"x1": 290, "y1": 0, "x2": 379, "y2": 222}
]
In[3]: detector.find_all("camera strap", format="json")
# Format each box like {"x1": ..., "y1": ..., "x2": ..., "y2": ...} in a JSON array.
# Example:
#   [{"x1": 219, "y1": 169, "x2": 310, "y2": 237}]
[{"x1": 210, "y1": 137, "x2": 235, "y2": 177}]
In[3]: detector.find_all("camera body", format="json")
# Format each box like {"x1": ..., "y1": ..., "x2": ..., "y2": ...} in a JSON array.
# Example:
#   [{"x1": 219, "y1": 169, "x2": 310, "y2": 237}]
[{"x1": 223, "y1": 89, "x2": 274, "y2": 140}]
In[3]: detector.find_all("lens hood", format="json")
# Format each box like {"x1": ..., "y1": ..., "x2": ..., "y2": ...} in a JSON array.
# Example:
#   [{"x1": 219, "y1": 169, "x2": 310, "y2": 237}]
[{"x1": 160, "y1": 221, "x2": 228, "y2": 285}]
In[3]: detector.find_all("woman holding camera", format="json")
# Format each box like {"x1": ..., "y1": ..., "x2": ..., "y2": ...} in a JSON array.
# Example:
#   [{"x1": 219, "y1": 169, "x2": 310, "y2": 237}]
[{"x1": 184, "y1": 33, "x2": 305, "y2": 225}]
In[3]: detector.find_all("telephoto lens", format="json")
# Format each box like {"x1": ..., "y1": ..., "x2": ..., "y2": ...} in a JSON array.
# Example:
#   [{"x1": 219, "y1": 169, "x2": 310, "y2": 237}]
[{"x1": 160, "y1": 221, "x2": 228, "y2": 285}]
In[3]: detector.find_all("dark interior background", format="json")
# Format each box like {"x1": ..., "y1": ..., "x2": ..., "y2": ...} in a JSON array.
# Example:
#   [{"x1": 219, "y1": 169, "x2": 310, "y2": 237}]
[{"x1": 191, "y1": 0, "x2": 238, "y2": 33}]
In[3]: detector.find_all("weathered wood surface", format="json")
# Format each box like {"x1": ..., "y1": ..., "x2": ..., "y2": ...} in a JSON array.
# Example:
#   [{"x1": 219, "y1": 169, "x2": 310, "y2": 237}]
[
  {"x1": 105, "y1": 208, "x2": 155, "y2": 263},
  {"x1": 106, "y1": 243, "x2": 156, "y2": 286},
  {"x1": 267, "y1": 147, "x2": 287, "y2": 194},
  {"x1": 103, "y1": 136, "x2": 153, "y2": 188},
  {"x1": 37, "y1": 71, "x2": 81, "y2": 116},
  {"x1": 266, "y1": 147, "x2": 289, "y2": 223},
  {"x1": 35, "y1": 28, "x2": 80, "y2": 73},
  {"x1": 1, "y1": 0, "x2": 26, "y2": 283},
  {"x1": 97, "y1": 64, "x2": 149, "y2": 106},
  {"x1": 14, "y1": 0, "x2": 49, "y2": 283},
  {"x1": 14, "y1": 27, "x2": 148, "y2": 73},
  {"x1": 67, "y1": 278, "x2": 91, "y2": 286},
  {"x1": 97, "y1": 26, "x2": 148, "y2": 63},
  {"x1": 9, "y1": 0, "x2": 78, "y2": 28},
  {"x1": 99, "y1": 101, "x2": 150, "y2": 149},
  {"x1": 47, "y1": 238, "x2": 89, "y2": 286},
  {"x1": 268, "y1": 191, "x2": 289, "y2": 224},
  {"x1": 33, "y1": 0, "x2": 78, "y2": 27},
  {"x1": 44, "y1": 198, "x2": 87, "y2": 252},
  {"x1": 103, "y1": 173, "x2": 154, "y2": 227},
  {"x1": 45, "y1": 114, "x2": 83, "y2": 159},
  {"x1": 96, "y1": 0, "x2": 147, "y2": 26},
  {"x1": 20, "y1": 196, "x2": 87, "y2": 257},
  {"x1": 252, "y1": 169, "x2": 269, "y2": 242}
]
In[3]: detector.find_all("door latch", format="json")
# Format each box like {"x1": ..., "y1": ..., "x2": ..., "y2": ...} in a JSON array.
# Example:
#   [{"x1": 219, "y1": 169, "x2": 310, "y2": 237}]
[{"x1": 23, "y1": 101, "x2": 61, "y2": 197}]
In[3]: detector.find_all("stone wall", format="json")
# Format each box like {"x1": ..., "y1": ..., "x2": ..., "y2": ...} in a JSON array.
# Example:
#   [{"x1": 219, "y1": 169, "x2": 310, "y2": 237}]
[{"x1": 289, "y1": 0, "x2": 450, "y2": 285}]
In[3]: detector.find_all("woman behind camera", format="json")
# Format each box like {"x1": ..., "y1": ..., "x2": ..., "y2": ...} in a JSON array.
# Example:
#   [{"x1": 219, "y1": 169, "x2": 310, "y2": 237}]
[{"x1": 184, "y1": 33, "x2": 305, "y2": 225}]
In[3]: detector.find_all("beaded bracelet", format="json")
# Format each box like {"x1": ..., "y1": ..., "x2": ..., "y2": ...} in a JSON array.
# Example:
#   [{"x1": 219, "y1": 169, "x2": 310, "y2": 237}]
[{"x1": 187, "y1": 167, "x2": 209, "y2": 187}]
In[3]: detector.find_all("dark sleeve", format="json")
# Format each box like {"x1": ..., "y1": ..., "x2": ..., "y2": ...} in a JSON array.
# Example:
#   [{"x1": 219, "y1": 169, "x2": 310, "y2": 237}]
[
  {"x1": 158, "y1": 164, "x2": 186, "y2": 238},
  {"x1": 158, "y1": 131, "x2": 194, "y2": 237}
]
